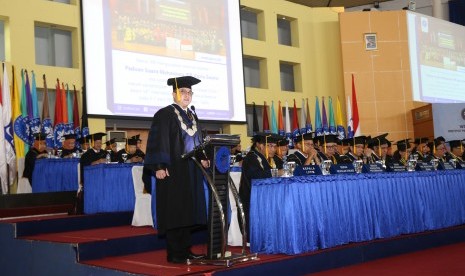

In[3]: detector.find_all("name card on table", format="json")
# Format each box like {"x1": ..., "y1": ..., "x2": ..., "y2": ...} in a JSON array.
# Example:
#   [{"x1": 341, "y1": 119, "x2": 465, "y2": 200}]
[
  {"x1": 363, "y1": 163, "x2": 386, "y2": 173},
  {"x1": 387, "y1": 164, "x2": 406, "y2": 172},
  {"x1": 329, "y1": 164, "x2": 356, "y2": 174},
  {"x1": 294, "y1": 165, "x2": 322, "y2": 176},
  {"x1": 416, "y1": 162, "x2": 436, "y2": 171},
  {"x1": 439, "y1": 162, "x2": 456, "y2": 170}
]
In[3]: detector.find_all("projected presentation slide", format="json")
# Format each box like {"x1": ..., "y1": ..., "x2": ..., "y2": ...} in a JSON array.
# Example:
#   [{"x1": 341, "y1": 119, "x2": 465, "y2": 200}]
[
  {"x1": 82, "y1": 0, "x2": 246, "y2": 122},
  {"x1": 407, "y1": 12, "x2": 465, "y2": 103}
]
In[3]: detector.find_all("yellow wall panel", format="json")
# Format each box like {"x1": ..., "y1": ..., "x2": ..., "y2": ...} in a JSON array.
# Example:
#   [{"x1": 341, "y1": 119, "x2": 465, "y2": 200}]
[{"x1": 372, "y1": 42, "x2": 403, "y2": 71}]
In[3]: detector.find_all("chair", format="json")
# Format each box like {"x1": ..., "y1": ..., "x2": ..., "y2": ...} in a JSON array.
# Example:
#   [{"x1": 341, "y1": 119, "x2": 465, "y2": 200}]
[{"x1": 131, "y1": 166, "x2": 153, "y2": 227}]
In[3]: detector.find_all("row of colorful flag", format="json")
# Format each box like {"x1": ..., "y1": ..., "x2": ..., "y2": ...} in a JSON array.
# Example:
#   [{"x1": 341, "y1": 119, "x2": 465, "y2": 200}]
[
  {"x1": 252, "y1": 74, "x2": 361, "y2": 148},
  {"x1": 0, "y1": 63, "x2": 88, "y2": 193}
]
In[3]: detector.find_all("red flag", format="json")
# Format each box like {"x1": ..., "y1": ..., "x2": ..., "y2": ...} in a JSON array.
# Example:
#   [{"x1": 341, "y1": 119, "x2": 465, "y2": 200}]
[
  {"x1": 351, "y1": 74, "x2": 360, "y2": 136},
  {"x1": 292, "y1": 99, "x2": 299, "y2": 133},
  {"x1": 54, "y1": 79, "x2": 63, "y2": 126},
  {"x1": 262, "y1": 101, "x2": 270, "y2": 132},
  {"x1": 73, "y1": 85, "x2": 80, "y2": 128},
  {"x1": 61, "y1": 82, "x2": 68, "y2": 124}
]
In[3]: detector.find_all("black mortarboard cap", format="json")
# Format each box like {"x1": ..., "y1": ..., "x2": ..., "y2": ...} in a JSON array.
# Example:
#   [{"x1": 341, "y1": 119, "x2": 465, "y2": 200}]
[
  {"x1": 435, "y1": 136, "x2": 446, "y2": 143},
  {"x1": 447, "y1": 140, "x2": 462, "y2": 149},
  {"x1": 130, "y1": 134, "x2": 142, "y2": 142},
  {"x1": 277, "y1": 139, "x2": 289, "y2": 147},
  {"x1": 90, "y1": 132, "x2": 107, "y2": 142},
  {"x1": 414, "y1": 137, "x2": 429, "y2": 145},
  {"x1": 63, "y1": 134, "x2": 76, "y2": 140},
  {"x1": 346, "y1": 136, "x2": 367, "y2": 146},
  {"x1": 314, "y1": 134, "x2": 339, "y2": 145},
  {"x1": 126, "y1": 137, "x2": 138, "y2": 146},
  {"x1": 167, "y1": 76, "x2": 201, "y2": 90},
  {"x1": 294, "y1": 133, "x2": 314, "y2": 143},
  {"x1": 78, "y1": 135, "x2": 91, "y2": 144},
  {"x1": 105, "y1": 138, "x2": 116, "y2": 146},
  {"x1": 395, "y1": 138, "x2": 411, "y2": 151},
  {"x1": 252, "y1": 132, "x2": 282, "y2": 144},
  {"x1": 367, "y1": 133, "x2": 389, "y2": 148},
  {"x1": 34, "y1": 133, "x2": 46, "y2": 141}
]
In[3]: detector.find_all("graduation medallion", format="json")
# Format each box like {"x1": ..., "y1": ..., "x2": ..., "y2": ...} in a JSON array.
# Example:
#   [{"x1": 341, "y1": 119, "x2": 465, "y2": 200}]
[{"x1": 173, "y1": 106, "x2": 197, "y2": 136}]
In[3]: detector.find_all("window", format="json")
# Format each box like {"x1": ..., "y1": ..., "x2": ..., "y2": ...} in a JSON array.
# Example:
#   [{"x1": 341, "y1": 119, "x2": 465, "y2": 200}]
[
  {"x1": 35, "y1": 25, "x2": 73, "y2": 68},
  {"x1": 280, "y1": 62, "x2": 295, "y2": 91},
  {"x1": 243, "y1": 57, "x2": 261, "y2": 88},
  {"x1": 277, "y1": 17, "x2": 292, "y2": 46},
  {"x1": 0, "y1": 20, "x2": 5, "y2": 61},
  {"x1": 243, "y1": 56, "x2": 268, "y2": 89},
  {"x1": 47, "y1": 0, "x2": 72, "y2": 4},
  {"x1": 241, "y1": 8, "x2": 261, "y2": 40}
]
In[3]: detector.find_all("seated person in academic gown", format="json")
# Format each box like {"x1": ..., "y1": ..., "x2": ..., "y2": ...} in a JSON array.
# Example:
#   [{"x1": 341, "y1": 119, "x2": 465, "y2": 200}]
[
  {"x1": 23, "y1": 133, "x2": 48, "y2": 186},
  {"x1": 273, "y1": 138, "x2": 290, "y2": 169},
  {"x1": 117, "y1": 137, "x2": 144, "y2": 163},
  {"x1": 287, "y1": 133, "x2": 321, "y2": 166},
  {"x1": 431, "y1": 138, "x2": 447, "y2": 164},
  {"x1": 78, "y1": 135, "x2": 91, "y2": 152},
  {"x1": 60, "y1": 134, "x2": 81, "y2": 158},
  {"x1": 412, "y1": 137, "x2": 431, "y2": 162},
  {"x1": 131, "y1": 134, "x2": 146, "y2": 159},
  {"x1": 79, "y1": 132, "x2": 108, "y2": 172},
  {"x1": 445, "y1": 140, "x2": 464, "y2": 162},
  {"x1": 392, "y1": 139, "x2": 411, "y2": 166},
  {"x1": 239, "y1": 132, "x2": 282, "y2": 240},
  {"x1": 104, "y1": 138, "x2": 118, "y2": 162},
  {"x1": 366, "y1": 133, "x2": 393, "y2": 165},
  {"x1": 314, "y1": 134, "x2": 352, "y2": 164},
  {"x1": 343, "y1": 136, "x2": 368, "y2": 162}
]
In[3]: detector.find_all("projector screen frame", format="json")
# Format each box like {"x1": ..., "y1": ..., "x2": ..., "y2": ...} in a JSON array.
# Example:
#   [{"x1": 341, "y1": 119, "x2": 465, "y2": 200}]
[{"x1": 80, "y1": 0, "x2": 248, "y2": 124}]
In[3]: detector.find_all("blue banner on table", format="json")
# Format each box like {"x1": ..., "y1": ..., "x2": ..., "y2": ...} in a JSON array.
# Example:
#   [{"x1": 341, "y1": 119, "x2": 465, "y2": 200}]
[
  {"x1": 250, "y1": 170, "x2": 465, "y2": 255},
  {"x1": 32, "y1": 158, "x2": 80, "y2": 193}
]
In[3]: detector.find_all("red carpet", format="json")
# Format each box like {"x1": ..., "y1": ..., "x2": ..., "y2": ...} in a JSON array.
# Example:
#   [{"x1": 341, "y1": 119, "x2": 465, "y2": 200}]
[
  {"x1": 20, "y1": 225, "x2": 156, "y2": 243},
  {"x1": 312, "y1": 242, "x2": 465, "y2": 276}
]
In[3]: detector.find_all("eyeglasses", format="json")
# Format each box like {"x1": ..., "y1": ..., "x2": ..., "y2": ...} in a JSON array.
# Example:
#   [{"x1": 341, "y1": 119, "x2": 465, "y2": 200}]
[
  {"x1": 179, "y1": 89, "x2": 194, "y2": 96},
  {"x1": 436, "y1": 146, "x2": 446, "y2": 151}
]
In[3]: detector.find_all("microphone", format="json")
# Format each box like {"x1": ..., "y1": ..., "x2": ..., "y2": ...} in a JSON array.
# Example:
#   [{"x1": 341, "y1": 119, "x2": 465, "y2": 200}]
[
  {"x1": 190, "y1": 105, "x2": 199, "y2": 121},
  {"x1": 190, "y1": 105, "x2": 208, "y2": 160}
]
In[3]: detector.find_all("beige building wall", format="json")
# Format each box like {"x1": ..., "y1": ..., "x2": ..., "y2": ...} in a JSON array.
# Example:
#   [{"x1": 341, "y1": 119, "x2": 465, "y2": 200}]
[
  {"x1": 240, "y1": 0, "x2": 346, "y2": 145},
  {"x1": 2, "y1": 0, "x2": 348, "y2": 146},
  {"x1": 339, "y1": 10, "x2": 424, "y2": 142}
]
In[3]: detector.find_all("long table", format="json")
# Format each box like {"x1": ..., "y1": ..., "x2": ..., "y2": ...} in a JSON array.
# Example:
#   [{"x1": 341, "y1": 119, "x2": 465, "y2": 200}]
[
  {"x1": 250, "y1": 170, "x2": 465, "y2": 255},
  {"x1": 32, "y1": 158, "x2": 80, "y2": 193},
  {"x1": 84, "y1": 163, "x2": 139, "y2": 214}
]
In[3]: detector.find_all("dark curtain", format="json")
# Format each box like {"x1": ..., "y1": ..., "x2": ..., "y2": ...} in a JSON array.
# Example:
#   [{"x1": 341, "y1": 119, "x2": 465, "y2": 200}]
[{"x1": 449, "y1": 0, "x2": 465, "y2": 26}]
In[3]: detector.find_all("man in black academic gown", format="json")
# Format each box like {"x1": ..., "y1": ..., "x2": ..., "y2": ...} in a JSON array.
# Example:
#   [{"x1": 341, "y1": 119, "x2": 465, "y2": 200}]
[
  {"x1": 144, "y1": 76, "x2": 209, "y2": 264},
  {"x1": 130, "y1": 134, "x2": 146, "y2": 159},
  {"x1": 314, "y1": 134, "x2": 352, "y2": 164},
  {"x1": 344, "y1": 135, "x2": 368, "y2": 162},
  {"x1": 116, "y1": 137, "x2": 144, "y2": 163},
  {"x1": 287, "y1": 132, "x2": 321, "y2": 166},
  {"x1": 392, "y1": 139, "x2": 412, "y2": 166},
  {"x1": 105, "y1": 138, "x2": 118, "y2": 162},
  {"x1": 239, "y1": 132, "x2": 282, "y2": 242},
  {"x1": 23, "y1": 133, "x2": 48, "y2": 186},
  {"x1": 366, "y1": 133, "x2": 393, "y2": 164},
  {"x1": 60, "y1": 134, "x2": 80, "y2": 158},
  {"x1": 273, "y1": 138, "x2": 289, "y2": 169}
]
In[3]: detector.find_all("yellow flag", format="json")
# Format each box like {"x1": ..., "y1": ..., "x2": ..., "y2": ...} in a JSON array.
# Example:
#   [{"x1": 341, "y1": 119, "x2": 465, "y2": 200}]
[
  {"x1": 11, "y1": 66, "x2": 25, "y2": 158},
  {"x1": 336, "y1": 96, "x2": 344, "y2": 127}
]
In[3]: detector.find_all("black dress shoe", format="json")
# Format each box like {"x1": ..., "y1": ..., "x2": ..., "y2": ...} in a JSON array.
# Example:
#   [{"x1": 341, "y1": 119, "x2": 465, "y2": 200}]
[
  {"x1": 187, "y1": 251, "x2": 206, "y2": 260},
  {"x1": 167, "y1": 256, "x2": 187, "y2": 264}
]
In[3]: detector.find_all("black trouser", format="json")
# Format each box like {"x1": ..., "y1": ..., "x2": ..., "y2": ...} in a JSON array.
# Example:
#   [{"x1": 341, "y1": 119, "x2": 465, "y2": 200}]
[{"x1": 165, "y1": 227, "x2": 192, "y2": 259}]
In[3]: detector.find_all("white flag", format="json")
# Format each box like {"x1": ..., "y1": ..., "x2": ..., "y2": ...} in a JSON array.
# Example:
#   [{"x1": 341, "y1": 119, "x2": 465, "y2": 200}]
[{"x1": 1, "y1": 64, "x2": 16, "y2": 193}]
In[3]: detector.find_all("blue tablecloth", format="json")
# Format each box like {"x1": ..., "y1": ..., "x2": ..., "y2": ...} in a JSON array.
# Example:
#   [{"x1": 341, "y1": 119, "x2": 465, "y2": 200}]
[
  {"x1": 84, "y1": 163, "x2": 138, "y2": 214},
  {"x1": 250, "y1": 170, "x2": 465, "y2": 255},
  {"x1": 32, "y1": 158, "x2": 80, "y2": 193}
]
